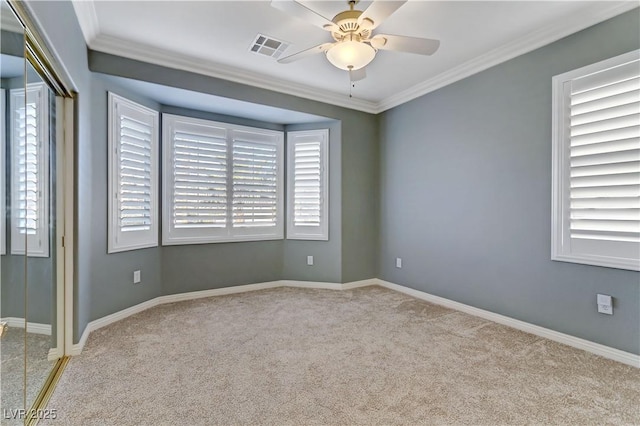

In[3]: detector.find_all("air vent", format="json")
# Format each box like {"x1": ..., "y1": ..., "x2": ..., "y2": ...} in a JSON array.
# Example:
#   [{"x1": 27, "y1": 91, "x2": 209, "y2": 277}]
[{"x1": 249, "y1": 34, "x2": 290, "y2": 59}]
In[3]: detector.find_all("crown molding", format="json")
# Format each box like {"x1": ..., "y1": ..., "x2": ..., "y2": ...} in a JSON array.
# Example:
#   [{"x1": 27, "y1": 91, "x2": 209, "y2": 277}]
[
  {"x1": 70, "y1": 0, "x2": 100, "y2": 45},
  {"x1": 73, "y1": 1, "x2": 637, "y2": 115},
  {"x1": 90, "y1": 33, "x2": 378, "y2": 114},
  {"x1": 377, "y1": 2, "x2": 639, "y2": 112}
]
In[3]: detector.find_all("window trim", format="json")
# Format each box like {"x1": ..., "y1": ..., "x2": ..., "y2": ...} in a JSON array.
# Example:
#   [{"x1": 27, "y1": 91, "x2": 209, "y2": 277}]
[
  {"x1": 10, "y1": 83, "x2": 50, "y2": 257},
  {"x1": 551, "y1": 49, "x2": 640, "y2": 271},
  {"x1": 107, "y1": 92, "x2": 159, "y2": 254},
  {"x1": 286, "y1": 129, "x2": 329, "y2": 241},
  {"x1": 162, "y1": 113, "x2": 284, "y2": 246}
]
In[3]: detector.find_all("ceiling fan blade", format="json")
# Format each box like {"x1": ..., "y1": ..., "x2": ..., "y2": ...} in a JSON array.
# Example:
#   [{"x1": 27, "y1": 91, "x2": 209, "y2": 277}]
[
  {"x1": 278, "y1": 42, "x2": 335, "y2": 64},
  {"x1": 271, "y1": 0, "x2": 339, "y2": 32},
  {"x1": 349, "y1": 67, "x2": 367, "y2": 82},
  {"x1": 358, "y1": 1, "x2": 407, "y2": 30},
  {"x1": 370, "y1": 34, "x2": 440, "y2": 56}
]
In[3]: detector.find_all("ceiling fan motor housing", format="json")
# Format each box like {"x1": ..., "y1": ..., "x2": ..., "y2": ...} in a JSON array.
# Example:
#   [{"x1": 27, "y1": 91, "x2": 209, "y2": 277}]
[
  {"x1": 334, "y1": 10, "x2": 361, "y2": 31},
  {"x1": 329, "y1": 9, "x2": 373, "y2": 42}
]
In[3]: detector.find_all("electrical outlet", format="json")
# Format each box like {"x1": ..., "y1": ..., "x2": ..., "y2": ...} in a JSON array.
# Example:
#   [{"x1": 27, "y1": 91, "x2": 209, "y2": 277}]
[
  {"x1": 598, "y1": 305, "x2": 613, "y2": 315},
  {"x1": 307, "y1": 256, "x2": 314, "y2": 266},
  {"x1": 396, "y1": 258, "x2": 402, "y2": 268},
  {"x1": 133, "y1": 270, "x2": 141, "y2": 284},
  {"x1": 597, "y1": 293, "x2": 613, "y2": 315}
]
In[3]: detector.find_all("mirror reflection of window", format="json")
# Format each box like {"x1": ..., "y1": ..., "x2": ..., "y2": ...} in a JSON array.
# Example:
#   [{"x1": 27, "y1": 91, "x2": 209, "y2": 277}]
[{"x1": 10, "y1": 82, "x2": 49, "y2": 257}]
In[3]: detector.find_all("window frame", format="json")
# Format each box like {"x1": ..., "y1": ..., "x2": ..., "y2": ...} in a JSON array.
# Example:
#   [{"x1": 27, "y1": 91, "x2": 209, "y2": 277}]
[
  {"x1": 551, "y1": 49, "x2": 640, "y2": 271},
  {"x1": 107, "y1": 92, "x2": 159, "y2": 254},
  {"x1": 162, "y1": 113, "x2": 284, "y2": 246},
  {"x1": 286, "y1": 129, "x2": 329, "y2": 241},
  {"x1": 10, "y1": 83, "x2": 50, "y2": 257}
]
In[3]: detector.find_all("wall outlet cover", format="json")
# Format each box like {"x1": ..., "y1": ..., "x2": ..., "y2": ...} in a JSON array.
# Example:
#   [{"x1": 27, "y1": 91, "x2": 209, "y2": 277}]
[
  {"x1": 396, "y1": 258, "x2": 402, "y2": 268},
  {"x1": 134, "y1": 270, "x2": 141, "y2": 284},
  {"x1": 307, "y1": 256, "x2": 314, "y2": 266},
  {"x1": 597, "y1": 304, "x2": 613, "y2": 315}
]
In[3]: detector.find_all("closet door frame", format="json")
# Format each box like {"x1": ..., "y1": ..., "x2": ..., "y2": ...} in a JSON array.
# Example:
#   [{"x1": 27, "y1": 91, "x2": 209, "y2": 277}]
[{"x1": 7, "y1": 1, "x2": 76, "y2": 421}]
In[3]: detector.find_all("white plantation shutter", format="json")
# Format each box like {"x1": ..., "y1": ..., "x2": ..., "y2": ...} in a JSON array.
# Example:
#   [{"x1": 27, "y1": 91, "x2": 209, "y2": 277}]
[
  {"x1": 10, "y1": 83, "x2": 49, "y2": 257},
  {"x1": 108, "y1": 93, "x2": 158, "y2": 253},
  {"x1": 552, "y1": 50, "x2": 640, "y2": 271},
  {"x1": 163, "y1": 114, "x2": 283, "y2": 245},
  {"x1": 293, "y1": 143, "x2": 322, "y2": 226},
  {"x1": 287, "y1": 129, "x2": 329, "y2": 240},
  {"x1": 232, "y1": 135, "x2": 279, "y2": 230},
  {"x1": 119, "y1": 116, "x2": 153, "y2": 231},
  {"x1": 173, "y1": 127, "x2": 228, "y2": 229},
  {"x1": 163, "y1": 115, "x2": 229, "y2": 244}
]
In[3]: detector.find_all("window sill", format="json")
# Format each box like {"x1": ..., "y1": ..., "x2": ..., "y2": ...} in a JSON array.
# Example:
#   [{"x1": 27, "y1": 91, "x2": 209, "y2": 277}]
[
  {"x1": 551, "y1": 253, "x2": 640, "y2": 272},
  {"x1": 162, "y1": 235, "x2": 284, "y2": 246}
]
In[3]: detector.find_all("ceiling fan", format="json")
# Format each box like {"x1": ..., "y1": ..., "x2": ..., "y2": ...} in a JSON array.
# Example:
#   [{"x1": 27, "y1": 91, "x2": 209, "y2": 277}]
[{"x1": 271, "y1": 0, "x2": 440, "y2": 82}]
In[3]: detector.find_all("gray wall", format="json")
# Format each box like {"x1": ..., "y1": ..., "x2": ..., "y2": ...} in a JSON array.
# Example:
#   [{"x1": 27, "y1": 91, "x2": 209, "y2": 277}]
[
  {"x1": 341, "y1": 113, "x2": 378, "y2": 283},
  {"x1": 379, "y1": 10, "x2": 640, "y2": 355}
]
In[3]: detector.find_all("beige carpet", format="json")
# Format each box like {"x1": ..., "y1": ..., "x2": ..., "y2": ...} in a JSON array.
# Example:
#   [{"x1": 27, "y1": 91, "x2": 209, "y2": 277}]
[{"x1": 43, "y1": 286, "x2": 639, "y2": 425}]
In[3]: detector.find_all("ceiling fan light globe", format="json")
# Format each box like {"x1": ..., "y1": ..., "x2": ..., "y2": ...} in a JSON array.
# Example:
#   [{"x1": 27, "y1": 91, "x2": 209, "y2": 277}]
[{"x1": 326, "y1": 40, "x2": 376, "y2": 71}]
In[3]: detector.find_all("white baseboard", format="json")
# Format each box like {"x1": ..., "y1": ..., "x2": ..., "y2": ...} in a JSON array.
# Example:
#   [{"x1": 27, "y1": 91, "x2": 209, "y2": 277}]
[
  {"x1": 69, "y1": 325, "x2": 91, "y2": 356},
  {"x1": 1, "y1": 317, "x2": 52, "y2": 335},
  {"x1": 157, "y1": 281, "x2": 283, "y2": 304},
  {"x1": 341, "y1": 278, "x2": 378, "y2": 290},
  {"x1": 282, "y1": 280, "x2": 343, "y2": 290},
  {"x1": 375, "y1": 279, "x2": 640, "y2": 368},
  {"x1": 48, "y1": 347, "x2": 63, "y2": 361},
  {"x1": 69, "y1": 278, "x2": 639, "y2": 368}
]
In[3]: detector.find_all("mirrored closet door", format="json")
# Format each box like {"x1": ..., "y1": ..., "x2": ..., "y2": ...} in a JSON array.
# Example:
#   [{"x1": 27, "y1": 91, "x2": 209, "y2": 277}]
[
  {"x1": 1, "y1": 0, "x2": 72, "y2": 422},
  {"x1": 1, "y1": 4, "x2": 31, "y2": 419}
]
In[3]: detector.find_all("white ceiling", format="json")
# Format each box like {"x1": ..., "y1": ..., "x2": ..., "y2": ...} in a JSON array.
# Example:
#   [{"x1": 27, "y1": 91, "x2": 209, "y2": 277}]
[{"x1": 72, "y1": 0, "x2": 637, "y2": 113}]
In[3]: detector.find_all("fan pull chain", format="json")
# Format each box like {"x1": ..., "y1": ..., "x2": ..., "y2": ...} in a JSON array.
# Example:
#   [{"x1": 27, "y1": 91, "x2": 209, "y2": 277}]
[{"x1": 348, "y1": 66, "x2": 354, "y2": 98}]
